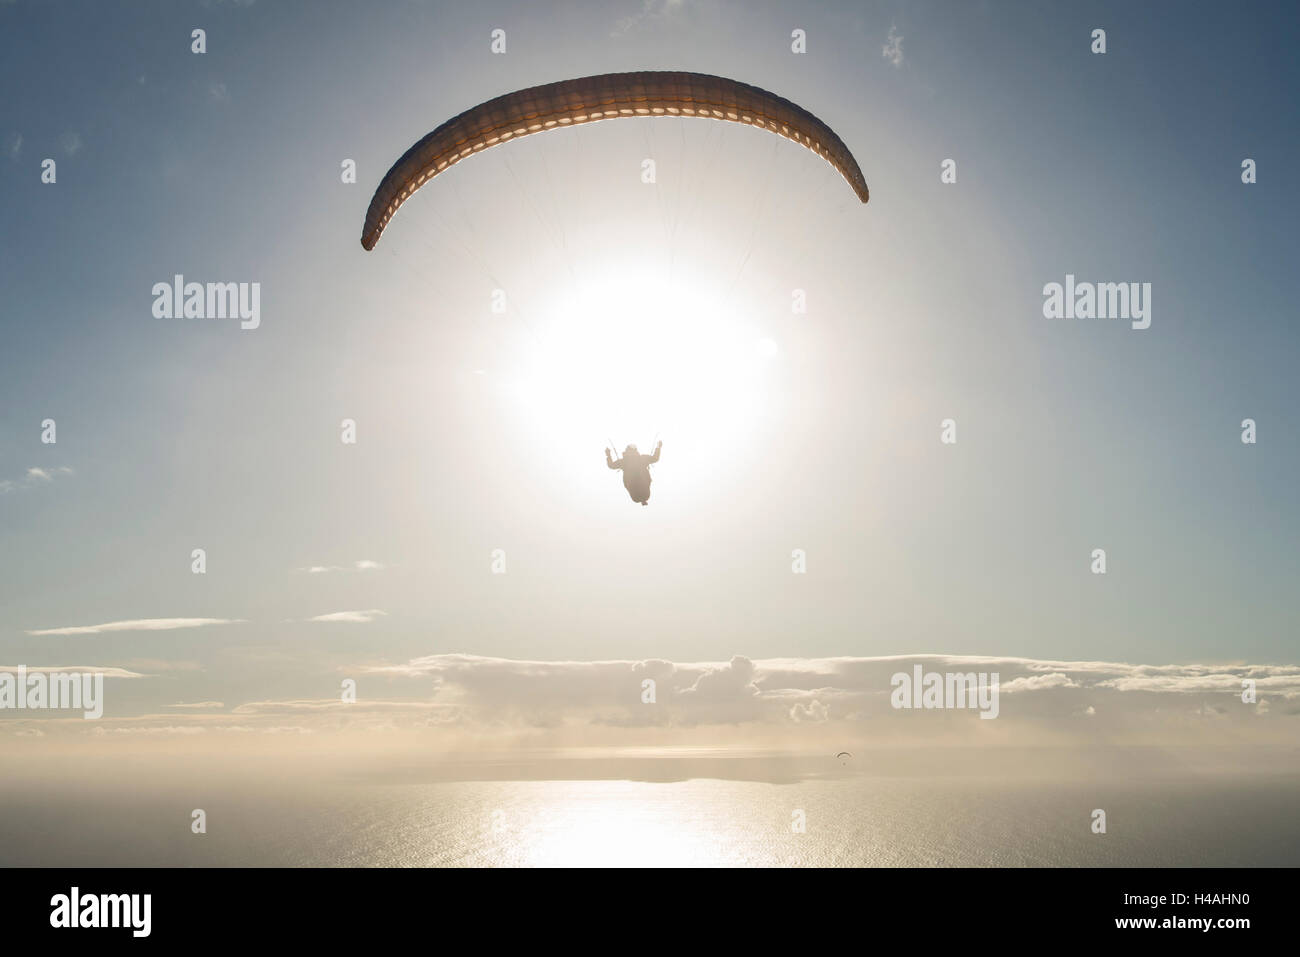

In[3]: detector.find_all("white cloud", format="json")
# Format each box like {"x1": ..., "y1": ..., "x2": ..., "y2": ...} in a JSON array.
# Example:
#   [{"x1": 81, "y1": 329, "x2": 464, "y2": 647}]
[
  {"x1": 2, "y1": 465, "x2": 73, "y2": 493},
  {"x1": 681, "y1": 655, "x2": 760, "y2": 697},
  {"x1": 0, "y1": 665, "x2": 147, "y2": 678},
  {"x1": 296, "y1": 560, "x2": 385, "y2": 573},
  {"x1": 999, "y1": 672, "x2": 1079, "y2": 693},
  {"x1": 789, "y1": 699, "x2": 829, "y2": 723},
  {"x1": 60, "y1": 131, "x2": 82, "y2": 155},
  {"x1": 232, "y1": 699, "x2": 435, "y2": 714},
  {"x1": 1096, "y1": 670, "x2": 1283, "y2": 694},
  {"x1": 7, "y1": 132, "x2": 20, "y2": 160},
  {"x1": 93, "y1": 726, "x2": 205, "y2": 735},
  {"x1": 362, "y1": 652, "x2": 1300, "y2": 731},
  {"x1": 883, "y1": 23, "x2": 905, "y2": 67},
  {"x1": 612, "y1": 0, "x2": 686, "y2": 37},
  {"x1": 307, "y1": 609, "x2": 387, "y2": 624},
  {"x1": 25, "y1": 618, "x2": 242, "y2": 637},
  {"x1": 20, "y1": 654, "x2": 1298, "y2": 753},
  {"x1": 121, "y1": 658, "x2": 202, "y2": 672}
]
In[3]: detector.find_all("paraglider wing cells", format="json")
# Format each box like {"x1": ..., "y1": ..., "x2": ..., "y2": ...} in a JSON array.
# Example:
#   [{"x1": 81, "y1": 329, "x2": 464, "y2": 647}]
[{"x1": 361, "y1": 71, "x2": 869, "y2": 250}]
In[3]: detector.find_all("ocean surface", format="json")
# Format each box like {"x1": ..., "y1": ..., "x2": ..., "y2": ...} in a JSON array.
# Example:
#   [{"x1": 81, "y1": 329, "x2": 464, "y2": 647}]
[{"x1": 3, "y1": 765, "x2": 1297, "y2": 866}]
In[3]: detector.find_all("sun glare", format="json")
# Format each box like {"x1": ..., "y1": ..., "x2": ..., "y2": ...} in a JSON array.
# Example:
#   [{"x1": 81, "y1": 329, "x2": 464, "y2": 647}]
[{"x1": 494, "y1": 266, "x2": 778, "y2": 498}]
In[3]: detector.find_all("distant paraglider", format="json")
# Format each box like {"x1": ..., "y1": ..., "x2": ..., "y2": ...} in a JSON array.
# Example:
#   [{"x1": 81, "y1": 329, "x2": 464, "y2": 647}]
[
  {"x1": 836, "y1": 751, "x2": 852, "y2": 766},
  {"x1": 360, "y1": 71, "x2": 870, "y2": 250}
]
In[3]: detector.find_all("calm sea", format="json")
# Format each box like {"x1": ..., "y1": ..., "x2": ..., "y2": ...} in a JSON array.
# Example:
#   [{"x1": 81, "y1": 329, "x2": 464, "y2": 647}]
[{"x1": 2, "y1": 769, "x2": 1297, "y2": 866}]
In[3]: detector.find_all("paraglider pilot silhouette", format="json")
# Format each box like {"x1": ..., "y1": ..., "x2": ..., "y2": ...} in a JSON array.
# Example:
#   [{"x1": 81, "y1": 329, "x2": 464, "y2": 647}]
[{"x1": 606, "y1": 441, "x2": 662, "y2": 506}]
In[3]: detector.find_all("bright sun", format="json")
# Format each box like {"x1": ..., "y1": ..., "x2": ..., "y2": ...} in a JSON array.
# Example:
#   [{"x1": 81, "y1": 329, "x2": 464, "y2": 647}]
[{"x1": 496, "y1": 265, "x2": 780, "y2": 499}]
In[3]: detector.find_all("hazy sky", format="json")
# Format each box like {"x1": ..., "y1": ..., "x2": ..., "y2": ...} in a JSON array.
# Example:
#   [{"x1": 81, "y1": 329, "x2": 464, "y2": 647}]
[{"x1": 1, "y1": 0, "x2": 1297, "y2": 744}]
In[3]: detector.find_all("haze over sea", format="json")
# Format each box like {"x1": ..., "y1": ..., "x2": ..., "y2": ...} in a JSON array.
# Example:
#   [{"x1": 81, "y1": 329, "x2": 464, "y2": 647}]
[{"x1": 3, "y1": 752, "x2": 1296, "y2": 867}]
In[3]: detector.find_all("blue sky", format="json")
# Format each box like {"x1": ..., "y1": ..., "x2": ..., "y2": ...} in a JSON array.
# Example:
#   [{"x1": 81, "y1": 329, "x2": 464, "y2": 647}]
[{"x1": 1, "y1": 0, "x2": 1297, "y2": 734}]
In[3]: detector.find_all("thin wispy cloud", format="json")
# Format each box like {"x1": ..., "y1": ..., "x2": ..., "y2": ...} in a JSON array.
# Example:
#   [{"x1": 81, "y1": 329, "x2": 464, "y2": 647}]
[
  {"x1": 85, "y1": 715, "x2": 312, "y2": 736},
  {"x1": 25, "y1": 618, "x2": 243, "y2": 637},
  {"x1": 121, "y1": 658, "x2": 202, "y2": 672},
  {"x1": 296, "y1": 560, "x2": 385, "y2": 574},
  {"x1": 1, "y1": 466, "x2": 73, "y2": 494},
  {"x1": 60, "y1": 130, "x2": 82, "y2": 155},
  {"x1": 0, "y1": 665, "x2": 147, "y2": 679},
  {"x1": 231, "y1": 699, "x2": 434, "y2": 714},
  {"x1": 611, "y1": 0, "x2": 686, "y2": 38},
  {"x1": 6, "y1": 132, "x2": 20, "y2": 160},
  {"x1": 93, "y1": 726, "x2": 206, "y2": 735},
  {"x1": 307, "y1": 609, "x2": 387, "y2": 624},
  {"x1": 882, "y1": 23, "x2": 905, "y2": 67}
]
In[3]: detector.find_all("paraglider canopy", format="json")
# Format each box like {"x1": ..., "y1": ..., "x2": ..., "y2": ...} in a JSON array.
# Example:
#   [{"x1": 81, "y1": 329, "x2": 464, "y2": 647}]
[{"x1": 361, "y1": 70, "x2": 869, "y2": 250}]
